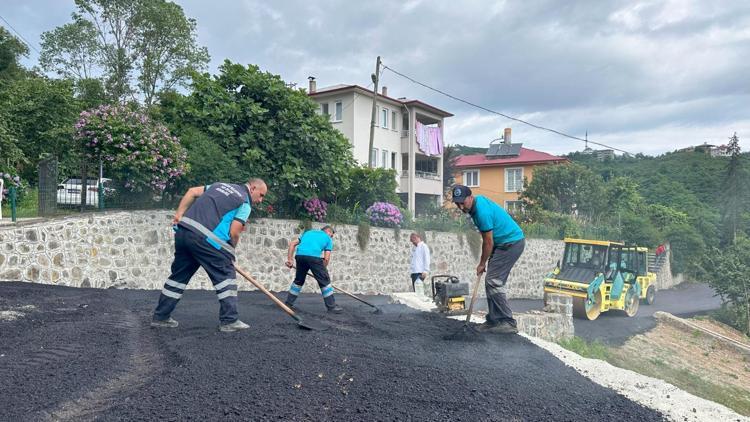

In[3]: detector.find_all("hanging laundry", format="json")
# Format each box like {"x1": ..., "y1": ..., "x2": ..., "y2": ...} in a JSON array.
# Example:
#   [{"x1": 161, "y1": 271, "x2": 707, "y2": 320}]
[{"x1": 415, "y1": 121, "x2": 430, "y2": 154}]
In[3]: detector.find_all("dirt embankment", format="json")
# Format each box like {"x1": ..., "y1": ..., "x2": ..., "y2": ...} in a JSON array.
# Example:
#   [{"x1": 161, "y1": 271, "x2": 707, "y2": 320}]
[{"x1": 610, "y1": 314, "x2": 750, "y2": 416}]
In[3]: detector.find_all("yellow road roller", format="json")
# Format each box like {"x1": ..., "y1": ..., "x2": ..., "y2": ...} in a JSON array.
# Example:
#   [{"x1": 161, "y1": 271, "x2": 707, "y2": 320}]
[{"x1": 543, "y1": 238, "x2": 657, "y2": 320}]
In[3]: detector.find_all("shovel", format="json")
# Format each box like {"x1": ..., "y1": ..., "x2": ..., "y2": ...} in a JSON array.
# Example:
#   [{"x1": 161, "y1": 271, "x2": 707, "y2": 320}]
[
  {"x1": 306, "y1": 272, "x2": 383, "y2": 314},
  {"x1": 233, "y1": 263, "x2": 326, "y2": 331},
  {"x1": 444, "y1": 274, "x2": 485, "y2": 342}
]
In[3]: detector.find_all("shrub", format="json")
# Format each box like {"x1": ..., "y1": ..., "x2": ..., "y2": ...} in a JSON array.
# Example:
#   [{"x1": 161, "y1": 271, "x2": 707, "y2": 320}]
[
  {"x1": 303, "y1": 197, "x2": 327, "y2": 222},
  {"x1": 366, "y1": 201, "x2": 403, "y2": 228},
  {"x1": 74, "y1": 105, "x2": 188, "y2": 193},
  {"x1": 357, "y1": 221, "x2": 370, "y2": 251}
]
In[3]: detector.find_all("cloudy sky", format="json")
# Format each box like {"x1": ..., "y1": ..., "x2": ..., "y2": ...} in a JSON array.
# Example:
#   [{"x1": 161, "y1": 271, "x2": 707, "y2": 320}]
[{"x1": 3, "y1": 0, "x2": 749, "y2": 155}]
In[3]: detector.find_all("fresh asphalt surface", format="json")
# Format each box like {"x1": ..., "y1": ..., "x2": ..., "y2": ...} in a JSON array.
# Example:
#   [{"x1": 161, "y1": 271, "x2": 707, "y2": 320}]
[
  {"x1": 0, "y1": 282, "x2": 664, "y2": 421},
  {"x1": 490, "y1": 282, "x2": 721, "y2": 345}
]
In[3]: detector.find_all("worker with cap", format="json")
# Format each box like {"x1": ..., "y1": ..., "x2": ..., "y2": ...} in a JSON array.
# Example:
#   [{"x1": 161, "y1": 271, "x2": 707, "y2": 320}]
[
  {"x1": 284, "y1": 225, "x2": 343, "y2": 313},
  {"x1": 151, "y1": 178, "x2": 268, "y2": 332},
  {"x1": 452, "y1": 184, "x2": 525, "y2": 334}
]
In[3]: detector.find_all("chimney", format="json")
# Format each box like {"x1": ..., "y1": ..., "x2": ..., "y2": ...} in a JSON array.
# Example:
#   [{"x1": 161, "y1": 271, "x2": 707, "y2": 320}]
[
  {"x1": 308, "y1": 76, "x2": 316, "y2": 93},
  {"x1": 381, "y1": 86, "x2": 388, "y2": 97},
  {"x1": 503, "y1": 127, "x2": 512, "y2": 145}
]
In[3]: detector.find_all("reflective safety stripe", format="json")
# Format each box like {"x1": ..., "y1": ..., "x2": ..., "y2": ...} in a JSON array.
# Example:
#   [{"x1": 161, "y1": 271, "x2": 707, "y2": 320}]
[
  {"x1": 161, "y1": 288, "x2": 182, "y2": 299},
  {"x1": 217, "y1": 290, "x2": 238, "y2": 300},
  {"x1": 179, "y1": 216, "x2": 236, "y2": 256},
  {"x1": 288, "y1": 284, "x2": 302, "y2": 296},
  {"x1": 165, "y1": 279, "x2": 187, "y2": 290},
  {"x1": 321, "y1": 285, "x2": 334, "y2": 298},
  {"x1": 214, "y1": 279, "x2": 236, "y2": 291}
]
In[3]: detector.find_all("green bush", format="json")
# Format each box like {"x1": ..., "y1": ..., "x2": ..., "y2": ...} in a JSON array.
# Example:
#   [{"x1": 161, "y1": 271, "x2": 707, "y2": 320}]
[
  {"x1": 336, "y1": 166, "x2": 400, "y2": 209},
  {"x1": 356, "y1": 221, "x2": 371, "y2": 251}
]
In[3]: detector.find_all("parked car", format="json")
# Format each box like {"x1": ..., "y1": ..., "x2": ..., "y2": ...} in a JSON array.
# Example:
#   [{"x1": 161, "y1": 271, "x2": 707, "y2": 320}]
[{"x1": 57, "y1": 178, "x2": 115, "y2": 207}]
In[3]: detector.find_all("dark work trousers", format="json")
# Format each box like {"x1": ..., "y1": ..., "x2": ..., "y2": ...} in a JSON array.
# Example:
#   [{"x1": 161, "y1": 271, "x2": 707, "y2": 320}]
[
  {"x1": 153, "y1": 228, "x2": 239, "y2": 324},
  {"x1": 285, "y1": 255, "x2": 337, "y2": 309},
  {"x1": 485, "y1": 238, "x2": 526, "y2": 327}
]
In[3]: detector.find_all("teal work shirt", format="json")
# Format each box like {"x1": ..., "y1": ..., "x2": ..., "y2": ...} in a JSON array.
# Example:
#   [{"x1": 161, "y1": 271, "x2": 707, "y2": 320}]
[
  {"x1": 295, "y1": 229, "x2": 334, "y2": 258},
  {"x1": 470, "y1": 195, "x2": 524, "y2": 245}
]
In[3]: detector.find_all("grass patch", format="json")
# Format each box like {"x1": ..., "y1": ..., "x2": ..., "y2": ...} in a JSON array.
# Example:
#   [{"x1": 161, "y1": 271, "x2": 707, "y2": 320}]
[{"x1": 558, "y1": 336, "x2": 611, "y2": 360}]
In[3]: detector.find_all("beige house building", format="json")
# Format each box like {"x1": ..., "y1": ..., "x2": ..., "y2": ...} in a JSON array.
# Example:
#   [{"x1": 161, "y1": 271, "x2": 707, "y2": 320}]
[{"x1": 308, "y1": 78, "x2": 452, "y2": 216}]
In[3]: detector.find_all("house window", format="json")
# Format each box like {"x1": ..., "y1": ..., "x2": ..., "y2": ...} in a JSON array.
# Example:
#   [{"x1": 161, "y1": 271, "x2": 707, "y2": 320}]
[
  {"x1": 392, "y1": 111, "x2": 397, "y2": 131},
  {"x1": 505, "y1": 167, "x2": 523, "y2": 192},
  {"x1": 505, "y1": 200, "x2": 523, "y2": 215},
  {"x1": 391, "y1": 152, "x2": 397, "y2": 169},
  {"x1": 463, "y1": 169, "x2": 479, "y2": 187},
  {"x1": 320, "y1": 103, "x2": 329, "y2": 117},
  {"x1": 371, "y1": 148, "x2": 379, "y2": 166},
  {"x1": 381, "y1": 149, "x2": 388, "y2": 168},
  {"x1": 381, "y1": 108, "x2": 388, "y2": 129},
  {"x1": 334, "y1": 101, "x2": 343, "y2": 122}
]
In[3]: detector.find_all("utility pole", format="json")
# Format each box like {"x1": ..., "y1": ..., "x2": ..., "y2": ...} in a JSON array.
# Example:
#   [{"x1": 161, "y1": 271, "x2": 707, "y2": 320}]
[{"x1": 368, "y1": 56, "x2": 381, "y2": 168}]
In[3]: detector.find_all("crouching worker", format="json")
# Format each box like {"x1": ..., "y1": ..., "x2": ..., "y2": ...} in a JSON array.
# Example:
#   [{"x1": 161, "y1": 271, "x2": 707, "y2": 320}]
[
  {"x1": 151, "y1": 179, "x2": 267, "y2": 332},
  {"x1": 284, "y1": 225, "x2": 343, "y2": 313}
]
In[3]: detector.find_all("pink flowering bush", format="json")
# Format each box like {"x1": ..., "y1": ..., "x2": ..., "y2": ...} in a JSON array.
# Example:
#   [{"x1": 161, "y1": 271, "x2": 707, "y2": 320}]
[
  {"x1": 366, "y1": 202, "x2": 403, "y2": 228},
  {"x1": 0, "y1": 172, "x2": 23, "y2": 197},
  {"x1": 74, "y1": 105, "x2": 188, "y2": 193},
  {"x1": 303, "y1": 198, "x2": 327, "y2": 222}
]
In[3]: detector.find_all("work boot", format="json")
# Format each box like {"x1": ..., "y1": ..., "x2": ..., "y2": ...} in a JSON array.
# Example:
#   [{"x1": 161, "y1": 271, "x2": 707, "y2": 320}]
[
  {"x1": 150, "y1": 317, "x2": 179, "y2": 328},
  {"x1": 487, "y1": 322, "x2": 518, "y2": 334},
  {"x1": 218, "y1": 320, "x2": 250, "y2": 332},
  {"x1": 284, "y1": 301, "x2": 295, "y2": 310},
  {"x1": 327, "y1": 305, "x2": 344, "y2": 314},
  {"x1": 475, "y1": 322, "x2": 497, "y2": 332}
]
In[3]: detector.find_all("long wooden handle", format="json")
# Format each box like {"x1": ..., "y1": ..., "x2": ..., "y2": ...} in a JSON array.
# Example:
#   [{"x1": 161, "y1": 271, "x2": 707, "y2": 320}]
[
  {"x1": 234, "y1": 263, "x2": 297, "y2": 318},
  {"x1": 464, "y1": 274, "x2": 483, "y2": 324},
  {"x1": 331, "y1": 285, "x2": 377, "y2": 309},
  {"x1": 305, "y1": 272, "x2": 377, "y2": 309}
]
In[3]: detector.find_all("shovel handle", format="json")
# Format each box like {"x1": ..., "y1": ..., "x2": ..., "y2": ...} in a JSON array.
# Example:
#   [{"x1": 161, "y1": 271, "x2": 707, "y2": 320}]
[
  {"x1": 234, "y1": 263, "x2": 297, "y2": 318},
  {"x1": 464, "y1": 274, "x2": 483, "y2": 324},
  {"x1": 306, "y1": 272, "x2": 379, "y2": 310}
]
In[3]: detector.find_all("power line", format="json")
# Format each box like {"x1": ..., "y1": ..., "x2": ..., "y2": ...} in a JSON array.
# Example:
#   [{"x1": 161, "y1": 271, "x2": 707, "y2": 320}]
[
  {"x1": 381, "y1": 64, "x2": 634, "y2": 156},
  {"x1": 0, "y1": 14, "x2": 41, "y2": 54}
]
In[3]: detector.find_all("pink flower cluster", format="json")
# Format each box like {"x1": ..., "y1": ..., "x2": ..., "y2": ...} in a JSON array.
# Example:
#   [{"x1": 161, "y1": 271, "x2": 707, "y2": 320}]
[
  {"x1": 303, "y1": 198, "x2": 328, "y2": 222},
  {"x1": 74, "y1": 105, "x2": 188, "y2": 193},
  {"x1": 366, "y1": 202, "x2": 403, "y2": 228}
]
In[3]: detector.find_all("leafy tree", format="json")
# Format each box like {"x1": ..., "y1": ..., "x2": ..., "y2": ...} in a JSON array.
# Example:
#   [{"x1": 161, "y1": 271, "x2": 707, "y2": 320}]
[
  {"x1": 156, "y1": 61, "x2": 355, "y2": 214},
  {"x1": 0, "y1": 26, "x2": 28, "y2": 80},
  {"x1": 134, "y1": 0, "x2": 209, "y2": 106},
  {"x1": 336, "y1": 166, "x2": 400, "y2": 209},
  {"x1": 720, "y1": 133, "x2": 746, "y2": 246},
  {"x1": 521, "y1": 162, "x2": 605, "y2": 218},
  {"x1": 40, "y1": 0, "x2": 209, "y2": 104},
  {"x1": 704, "y1": 237, "x2": 750, "y2": 334},
  {"x1": 442, "y1": 145, "x2": 458, "y2": 188},
  {"x1": 0, "y1": 76, "x2": 80, "y2": 183},
  {"x1": 39, "y1": 19, "x2": 100, "y2": 80}
]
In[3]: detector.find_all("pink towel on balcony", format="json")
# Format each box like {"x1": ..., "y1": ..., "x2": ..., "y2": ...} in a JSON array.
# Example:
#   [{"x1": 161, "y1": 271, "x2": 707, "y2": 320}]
[{"x1": 415, "y1": 121, "x2": 430, "y2": 154}]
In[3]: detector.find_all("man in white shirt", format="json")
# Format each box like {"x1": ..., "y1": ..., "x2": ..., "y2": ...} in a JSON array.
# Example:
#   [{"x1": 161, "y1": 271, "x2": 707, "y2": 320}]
[{"x1": 409, "y1": 233, "x2": 430, "y2": 294}]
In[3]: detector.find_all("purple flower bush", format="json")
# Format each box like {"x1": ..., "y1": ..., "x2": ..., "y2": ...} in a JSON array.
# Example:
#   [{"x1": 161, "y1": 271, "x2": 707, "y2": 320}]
[
  {"x1": 366, "y1": 202, "x2": 403, "y2": 228},
  {"x1": 74, "y1": 105, "x2": 188, "y2": 193},
  {"x1": 0, "y1": 172, "x2": 23, "y2": 197},
  {"x1": 303, "y1": 198, "x2": 328, "y2": 222}
]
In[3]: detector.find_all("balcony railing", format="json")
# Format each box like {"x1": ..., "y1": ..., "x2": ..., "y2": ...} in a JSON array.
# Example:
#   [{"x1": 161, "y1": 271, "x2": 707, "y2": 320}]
[
  {"x1": 401, "y1": 129, "x2": 409, "y2": 138},
  {"x1": 401, "y1": 170, "x2": 441, "y2": 181}
]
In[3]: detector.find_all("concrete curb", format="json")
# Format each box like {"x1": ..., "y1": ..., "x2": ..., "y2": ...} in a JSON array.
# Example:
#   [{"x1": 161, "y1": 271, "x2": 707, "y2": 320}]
[{"x1": 654, "y1": 311, "x2": 750, "y2": 358}]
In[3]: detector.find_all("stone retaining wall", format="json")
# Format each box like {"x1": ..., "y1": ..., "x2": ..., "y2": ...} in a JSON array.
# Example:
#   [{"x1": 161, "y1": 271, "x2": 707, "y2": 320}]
[{"x1": 0, "y1": 211, "x2": 602, "y2": 299}]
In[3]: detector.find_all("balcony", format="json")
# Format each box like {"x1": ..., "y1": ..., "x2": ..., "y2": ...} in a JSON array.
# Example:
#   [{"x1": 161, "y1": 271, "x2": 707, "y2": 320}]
[{"x1": 401, "y1": 170, "x2": 441, "y2": 181}]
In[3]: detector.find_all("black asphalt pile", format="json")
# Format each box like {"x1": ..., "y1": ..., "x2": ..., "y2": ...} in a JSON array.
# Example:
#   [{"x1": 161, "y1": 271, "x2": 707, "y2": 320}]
[{"x1": 0, "y1": 282, "x2": 664, "y2": 421}]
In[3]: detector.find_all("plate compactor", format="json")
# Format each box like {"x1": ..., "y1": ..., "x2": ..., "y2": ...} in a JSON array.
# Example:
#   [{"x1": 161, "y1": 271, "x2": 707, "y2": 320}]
[{"x1": 431, "y1": 275, "x2": 470, "y2": 315}]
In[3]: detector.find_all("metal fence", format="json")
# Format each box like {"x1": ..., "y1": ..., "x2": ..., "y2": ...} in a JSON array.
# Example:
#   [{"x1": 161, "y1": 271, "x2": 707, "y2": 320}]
[{"x1": 0, "y1": 158, "x2": 179, "y2": 222}]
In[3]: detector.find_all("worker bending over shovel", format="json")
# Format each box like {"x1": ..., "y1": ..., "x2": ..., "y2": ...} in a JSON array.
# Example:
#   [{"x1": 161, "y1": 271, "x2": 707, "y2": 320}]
[
  {"x1": 452, "y1": 185, "x2": 525, "y2": 334},
  {"x1": 284, "y1": 226, "x2": 344, "y2": 313},
  {"x1": 151, "y1": 179, "x2": 268, "y2": 332}
]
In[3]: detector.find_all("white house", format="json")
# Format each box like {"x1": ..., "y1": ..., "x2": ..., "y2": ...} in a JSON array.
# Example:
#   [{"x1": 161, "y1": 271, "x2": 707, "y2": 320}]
[{"x1": 307, "y1": 78, "x2": 452, "y2": 216}]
